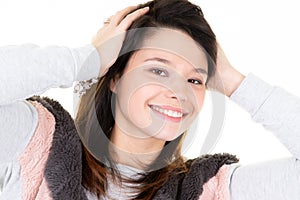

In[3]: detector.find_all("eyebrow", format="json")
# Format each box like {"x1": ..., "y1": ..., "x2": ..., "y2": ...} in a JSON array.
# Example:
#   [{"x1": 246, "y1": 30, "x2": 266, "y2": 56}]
[
  {"x1": 144, "y1": 57, "x2": 171, "y2": 64},
  {"x1": 144, "y1": 57, "x2": 208, "y2": 75}
]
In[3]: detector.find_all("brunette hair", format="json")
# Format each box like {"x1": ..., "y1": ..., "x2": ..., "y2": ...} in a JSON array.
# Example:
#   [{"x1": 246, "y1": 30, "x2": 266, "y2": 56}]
[{"x1": 75, "y1": 0, "x2": 217, "y2": 199}]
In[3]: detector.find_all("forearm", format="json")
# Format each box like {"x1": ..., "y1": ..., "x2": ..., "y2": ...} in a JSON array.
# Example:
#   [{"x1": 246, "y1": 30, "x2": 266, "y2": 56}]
[
  {"x1": 0, "y1": 44, "x2": 100, "y2": 163},
  {"x1": 230, "y1": 74, "x2": 300, "y2": 159},
  {"x1": 229, "y1": 74, "x2": 300, "y2": 198},
  {"x1": 208, "y1": 45, "x2": 245, "y2": 97},
  {"x1": 0, "y1": 44, "x2": 100, "y2": 105},
  {"x1": 222, "y1": 68, "x2": 245, "y2": 97}
]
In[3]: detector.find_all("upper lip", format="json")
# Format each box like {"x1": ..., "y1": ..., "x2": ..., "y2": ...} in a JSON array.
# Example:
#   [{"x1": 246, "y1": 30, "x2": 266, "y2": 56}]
[{"x1": 149, "y1": 104, "x2": 189, "y2": 116}]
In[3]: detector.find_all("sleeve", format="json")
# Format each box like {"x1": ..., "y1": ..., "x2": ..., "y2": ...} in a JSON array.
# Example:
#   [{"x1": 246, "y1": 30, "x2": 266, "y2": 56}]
[
  {"x1": 0, "y1": 44, "x2": 101, "y2": 105},
  {"x1": 229, "y1": 158, "x2": 300, "y2": 200},
  {"x1": 229, "y1": 73, "x2": 300, "y2": 199},
  {"x1": 0, "y1": 101, "x2": 38, "y2": 163},
  {"x1": 0, "y1": 44, "x2": 101, "y2": 162},
  {"x1": 230, "y1": 73, "x2": 300, "y2": 159}
]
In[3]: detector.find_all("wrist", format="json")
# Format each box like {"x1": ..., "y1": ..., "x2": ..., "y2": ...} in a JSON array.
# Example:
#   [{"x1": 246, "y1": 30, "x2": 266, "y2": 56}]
[
  {"x1": 95, "y1": 45, "x2": 114, "y2": 77},
  {"x1": 224, "y1": 69, "x2": 245, "y2": 97}
]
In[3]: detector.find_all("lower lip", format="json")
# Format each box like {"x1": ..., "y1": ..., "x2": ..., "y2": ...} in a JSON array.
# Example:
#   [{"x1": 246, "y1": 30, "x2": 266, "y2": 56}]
[{"x1": 150, "y1": 107, "x2": 183, "y2": 123}]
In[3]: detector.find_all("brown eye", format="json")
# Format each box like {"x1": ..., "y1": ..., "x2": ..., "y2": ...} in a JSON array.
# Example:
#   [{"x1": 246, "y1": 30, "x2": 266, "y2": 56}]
[
  {"x1": 151, "y1": 68, "x2": 168, "y2": 77},
  {"x1": 188, "y1": 79, "x2": 203, "y2": 85}
]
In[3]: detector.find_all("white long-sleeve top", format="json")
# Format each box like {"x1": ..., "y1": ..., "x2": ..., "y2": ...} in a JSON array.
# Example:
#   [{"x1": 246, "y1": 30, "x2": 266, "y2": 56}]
[{"x1": 0, "y1": 44, "x2": 299, "y2": 199}]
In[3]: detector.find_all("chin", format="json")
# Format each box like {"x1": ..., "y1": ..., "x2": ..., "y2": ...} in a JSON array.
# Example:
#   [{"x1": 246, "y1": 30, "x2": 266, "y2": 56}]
[{"x1": 153, "y1": 130, "x2": 184, "y2": 142}]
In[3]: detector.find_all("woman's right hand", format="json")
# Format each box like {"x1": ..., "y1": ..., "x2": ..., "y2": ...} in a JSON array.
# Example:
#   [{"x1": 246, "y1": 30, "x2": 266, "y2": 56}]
[{"x1": 92, "y1": 6, "x2": 149, "y2": 77}]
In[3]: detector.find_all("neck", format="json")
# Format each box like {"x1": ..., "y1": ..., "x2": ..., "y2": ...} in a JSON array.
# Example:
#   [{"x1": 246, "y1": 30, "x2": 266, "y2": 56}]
[{"x1": 109, "y1": 124, "x2": 165, "y2": 169}]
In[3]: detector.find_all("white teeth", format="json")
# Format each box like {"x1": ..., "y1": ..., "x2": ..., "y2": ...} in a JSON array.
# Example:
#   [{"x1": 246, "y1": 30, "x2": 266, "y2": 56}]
[{"x1": 151, "y1": 105, "x2": 183, "y2": 118}]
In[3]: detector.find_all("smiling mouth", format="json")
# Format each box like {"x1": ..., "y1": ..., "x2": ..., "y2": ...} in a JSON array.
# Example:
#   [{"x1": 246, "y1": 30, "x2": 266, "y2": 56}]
[{"x1": 149, "y1": 105, "x2": 187, "y2": 122}]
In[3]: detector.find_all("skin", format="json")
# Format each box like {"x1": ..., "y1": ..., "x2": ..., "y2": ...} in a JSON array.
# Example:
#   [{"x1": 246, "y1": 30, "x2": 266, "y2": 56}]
[
  {"x1": 92, "y1": 6, "x2": 150, "y2": 76},
  {"x1": 91, "y1": 6, "x2": 245, "y2": 167},
  {"x1": 107, "y1": 29, "x2": 208, "y2": 168},
  {"x1": 111, "y1": 47, "x2": 207, "y2": 144},
  {"x1": 92, "y1": 6, "x2": 245, "y2": 97},
  {"x1": 207, "y1": 44, "x2": 245, "y2": 97}
]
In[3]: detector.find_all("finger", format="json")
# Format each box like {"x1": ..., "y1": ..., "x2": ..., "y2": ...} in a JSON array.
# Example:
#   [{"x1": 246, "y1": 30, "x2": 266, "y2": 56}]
[
  {"x1": 110, "y1": 5, "x2": 138, "y2": 26},
  {"x1": 118, "y1": 7, "x2": 149, "y2": 30},
  {"x1": 103, "y1": 16, "x2": 113, "y2": 26}
]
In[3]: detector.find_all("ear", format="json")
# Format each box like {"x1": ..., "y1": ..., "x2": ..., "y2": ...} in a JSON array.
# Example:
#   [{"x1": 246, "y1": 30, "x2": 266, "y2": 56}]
[
  {"x1": 109, "y1": 74, "x2": 121, "y2": 93},
  {"x1": 110, "y1": 79, "x2": 117, "y2": 93}
]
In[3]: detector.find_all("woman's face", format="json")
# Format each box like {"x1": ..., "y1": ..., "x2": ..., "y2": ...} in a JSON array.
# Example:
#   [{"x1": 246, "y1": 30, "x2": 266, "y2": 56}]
[{"x1": 112, "y1": 29, "x2": 208, "y2": 141}]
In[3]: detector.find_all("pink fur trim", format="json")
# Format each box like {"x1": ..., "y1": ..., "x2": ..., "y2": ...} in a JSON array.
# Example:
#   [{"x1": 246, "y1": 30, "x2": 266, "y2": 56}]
[
  {"x1": 199, "y1": 165, "x2": 231, "y2": 200},
  {"x1": 18, "y1": 101, "x2": 55, "y2": 200}
]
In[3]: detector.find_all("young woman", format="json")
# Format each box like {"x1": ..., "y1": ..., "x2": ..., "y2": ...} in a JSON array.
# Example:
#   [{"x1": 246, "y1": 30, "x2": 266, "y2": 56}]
[{"x1": 1, "y1": 0, "x2": 299, "y2": 199}]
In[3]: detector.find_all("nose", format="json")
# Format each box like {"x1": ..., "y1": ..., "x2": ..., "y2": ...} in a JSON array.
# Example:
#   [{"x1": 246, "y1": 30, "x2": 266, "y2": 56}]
[
  {"x1": 170, "y1": 92, "x2": 187, "y2": 102},
  {"x1": 165, "y1": 80, "x2": 188, "y2": 102}
]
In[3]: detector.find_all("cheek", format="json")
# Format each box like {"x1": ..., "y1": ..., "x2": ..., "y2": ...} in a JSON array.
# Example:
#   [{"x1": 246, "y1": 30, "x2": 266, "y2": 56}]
[
  {"x1": 127, "y1": 85, "x2": 162, "y2": 110},
  {"x1": 126, "y1": 85, "x2": 163, "y2": 127},
  {"x1": 121, "y1": 84, "x2": 162, "y2": 108},
  {"x1": 193, "y1": 88, "x2": 206, "y2": 112}
]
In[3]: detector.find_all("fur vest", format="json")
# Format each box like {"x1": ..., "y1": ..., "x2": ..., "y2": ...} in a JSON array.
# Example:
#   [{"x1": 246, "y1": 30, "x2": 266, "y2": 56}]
[{"x1": 23, "y1": 96, "x2": 238, "y2": 199}]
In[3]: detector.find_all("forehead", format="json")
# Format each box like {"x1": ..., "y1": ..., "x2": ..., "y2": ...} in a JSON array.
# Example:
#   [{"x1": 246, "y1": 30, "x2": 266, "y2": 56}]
[{"x1": 134, "y1": 28, "x2": 208, "y2": 70}]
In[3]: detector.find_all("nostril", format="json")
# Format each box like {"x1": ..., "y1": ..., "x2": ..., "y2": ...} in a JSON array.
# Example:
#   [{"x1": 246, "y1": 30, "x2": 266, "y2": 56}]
[
  {"x1": 171, "y1": 93, "x2": 187, "y2": 102},
  {"x1": 165, "y1": 88, "x2": 188, "y2": 102}
]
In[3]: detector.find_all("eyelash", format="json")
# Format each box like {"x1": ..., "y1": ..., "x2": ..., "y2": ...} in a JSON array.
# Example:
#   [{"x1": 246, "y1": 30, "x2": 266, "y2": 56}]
[
  {"x1": 150, "y1": 67, "x2": 203, "y2": 85},
  {"x1": 151, "y1": 68, "x2": 168, "y2": 77},
  {"x1": 188, "y1": 79, "x2": 203, "y2": 85}
]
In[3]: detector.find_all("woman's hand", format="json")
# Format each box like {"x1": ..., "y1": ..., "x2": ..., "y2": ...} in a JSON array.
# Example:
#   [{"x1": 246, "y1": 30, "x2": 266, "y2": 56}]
[
  {"x1": 92, "y1": 6, "x2": 149, "y2": 76},
  {"x1": 207, "y1": 43, "x2": 245, "y2": 97}
]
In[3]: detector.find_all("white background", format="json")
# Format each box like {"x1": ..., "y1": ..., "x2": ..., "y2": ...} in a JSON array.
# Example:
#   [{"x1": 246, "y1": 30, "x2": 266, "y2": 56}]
[{"x1": 1, "y1": 0, "x2": 299, "y2": 165}]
